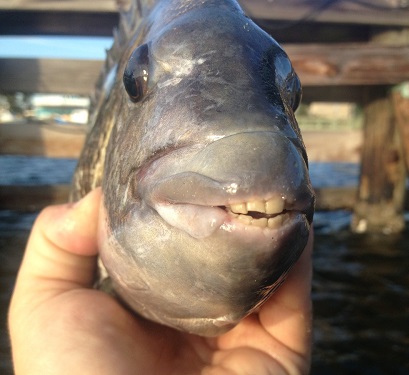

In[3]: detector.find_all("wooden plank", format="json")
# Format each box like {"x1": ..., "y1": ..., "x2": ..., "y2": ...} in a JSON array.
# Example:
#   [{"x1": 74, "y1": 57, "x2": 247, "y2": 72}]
[
  {"x1": 0, "y1": 0, "x2": 119, "y2": 12},
  {"x1": 392, "y1": 83, "x2": 409, "y2": 171},
  {"x1": 301, "y1": 85, "x2": 389, "y2": 104},
  {"x1": 0, "y1": 44, "x2": 408, "y2": 94},
  {"x1": 351, "y1": 93, "x2": 407, "y2": 234},
  {"x1": 241, "y1": 0, "x2": 409, "y2": 27},
  {"x1": 0, "y1": 10, "x2": 373, "y2": 41},
  {"x1": 1, "y1": 0, "x2": 409, "y2": 26},
  {"x1": 0, "y1": 59, "x2": 103, "y2": 95},
  {"x1": 286, "y1": 43, "x2": 409, "y2": 86},
  {"x1": 0, "y1": 10, "x2": 119, "y2": 36}
]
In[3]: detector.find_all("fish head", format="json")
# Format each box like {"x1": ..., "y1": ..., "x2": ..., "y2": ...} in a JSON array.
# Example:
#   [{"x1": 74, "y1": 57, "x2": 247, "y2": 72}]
[{"x1": 99, "y1": 0, "x2": 315, "y2": 336}]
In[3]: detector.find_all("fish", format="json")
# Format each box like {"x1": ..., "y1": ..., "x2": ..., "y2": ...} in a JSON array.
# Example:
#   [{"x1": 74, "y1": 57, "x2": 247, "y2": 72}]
[{"x1": 71, "y1": 0, "x2": 315, "y2": 337}]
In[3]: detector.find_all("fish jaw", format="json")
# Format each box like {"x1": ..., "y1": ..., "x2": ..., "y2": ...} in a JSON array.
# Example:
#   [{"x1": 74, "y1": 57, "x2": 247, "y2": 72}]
[
  {"x1": 98, "y1": 131, "x2": 314, "y2": 336},
  {"x1": 99, "y1": 203, "x2": 310, "y2": 336}
]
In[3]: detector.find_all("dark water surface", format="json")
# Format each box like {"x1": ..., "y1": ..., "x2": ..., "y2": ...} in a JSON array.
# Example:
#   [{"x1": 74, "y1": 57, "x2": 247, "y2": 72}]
[{"x1": 0, "y1": 157, "x2": 408, "y2": 374}]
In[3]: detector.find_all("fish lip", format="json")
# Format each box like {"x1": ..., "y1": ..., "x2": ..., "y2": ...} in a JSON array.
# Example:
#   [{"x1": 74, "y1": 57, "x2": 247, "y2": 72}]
[
  {"x1": 155, "y1": 186, "x2": 314, "y2": 217},
  {"x1": 137, "y1": 130, "x2": 315, "y2": 235},
  {"x1": 145, "y1": 170, "x2": 315, "y2": 222},
  {"x1": 152, "y1": 192, "x2": 313, "y2": 240}
]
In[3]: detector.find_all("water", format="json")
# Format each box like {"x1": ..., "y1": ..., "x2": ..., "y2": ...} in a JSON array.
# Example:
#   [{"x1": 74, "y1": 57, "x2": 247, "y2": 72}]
[{"x1": 0, "y1": 156, "x2": 408, "y2": 374}]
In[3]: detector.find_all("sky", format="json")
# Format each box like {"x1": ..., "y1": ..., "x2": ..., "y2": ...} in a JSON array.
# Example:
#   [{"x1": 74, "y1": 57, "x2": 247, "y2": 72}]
[{"x1": 0, "y1": 36, "x2": 113, "y2": 60}]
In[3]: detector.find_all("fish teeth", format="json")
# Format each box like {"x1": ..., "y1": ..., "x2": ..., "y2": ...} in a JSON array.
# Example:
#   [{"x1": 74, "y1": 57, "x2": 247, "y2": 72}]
[
  {"x1": 232, "y1": 213, "x2": 289, "y2": 229},
  {"x1": 268, "y1": 215, "x2": 283, "y2": 229},
  {"x1": 247, "y1": 200, "x2": 265, "y2": 213},
  {"x1": 229, "y1": 203, "x2": 248, "y2": 214},
  {"x1": 237, "y1": 215, "x2": 252, "y2": 225},
  {"x1": 226, "y1": 197, "x2": 287, "y2": 229},
  {"x1": 265, "y1": 197, "x2": 285, "y2": 215},
  {"x1": 229, "y1": 197, "x2": 285, "y2": 215},
  {"x1": 252, "y1": 217, "x2": 268, "y2": 228}
]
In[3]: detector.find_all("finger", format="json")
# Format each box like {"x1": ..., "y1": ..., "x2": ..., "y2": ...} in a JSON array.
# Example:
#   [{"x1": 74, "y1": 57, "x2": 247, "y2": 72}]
[
  {"x1": 14, "y1": 188, "x2": 101, "y2": 293},
  {"x1": 259, "y1": 228, "x2": 314, "y2": 357}
]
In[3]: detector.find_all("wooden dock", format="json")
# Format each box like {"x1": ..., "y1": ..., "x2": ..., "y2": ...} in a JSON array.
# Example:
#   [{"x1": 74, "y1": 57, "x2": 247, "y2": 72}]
[
  {"x1": 0, "y1": 0, "x2": 408, "y2": 230},
  {"x1": 1, "y1": 2, "x2": 409, "y2": 374}
]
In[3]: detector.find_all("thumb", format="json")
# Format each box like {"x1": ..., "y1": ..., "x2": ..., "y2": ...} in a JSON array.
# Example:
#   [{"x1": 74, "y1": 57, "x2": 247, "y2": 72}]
[{"x1": 14, "y1": 188, "x2": 101, "y2": 294}]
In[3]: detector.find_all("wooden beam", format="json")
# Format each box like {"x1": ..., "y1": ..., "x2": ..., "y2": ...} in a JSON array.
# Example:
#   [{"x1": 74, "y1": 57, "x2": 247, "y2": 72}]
[
  {"x1": 301, "y1": 85, "x2": 389, "y2": 104},
  {"x1": 1, "y1": 0, "x2": 409, "y2": 26},
  {"x1": 351, "y1": 93, "x2": 407, "y2": 234},
  {"x1": 0, "y1": 10, "x2": 375, "y2": 42},
  {"x1": 1, "y1": 44, "x2": 408, "y2": 94},
  {"x1": 392, "y1": 83, "x2": 409, "y2": 171},
  {"x1": 0, "y1": 10, "x2": 119, "y2": 36},
  {"x1": 286, "y1": 43, "x2": 409, "y2": 86},
  {"x1": 0, "y1": 58, "x2": 102, "y2": 95},
  {"x1": 241, "y1": 0, "x2": 409, "y2": 27},
  {"x1": 0, "y1": 0, "x2": 119, "y2": 12}
]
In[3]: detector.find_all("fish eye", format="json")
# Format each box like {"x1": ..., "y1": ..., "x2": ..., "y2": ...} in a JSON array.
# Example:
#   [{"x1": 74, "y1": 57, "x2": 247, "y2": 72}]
[
  {"x1": 286, "y1": 72, "x2": 302, "y2": 112},
  {"x1": 123, "y1": 43, "x2": 150, "y2": 102},
  {"x1": 261, "y1": 46, "x2": 302, "y2": 112}
]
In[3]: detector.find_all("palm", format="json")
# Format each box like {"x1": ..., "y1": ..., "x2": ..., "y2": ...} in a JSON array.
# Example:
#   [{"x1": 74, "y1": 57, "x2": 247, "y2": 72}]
[
  {"x1": 42, "y1": 279, "x2": 310, "y2": 375},
  {"x1": 9, "y1": 189, "x2": 312, "y2": 375}
]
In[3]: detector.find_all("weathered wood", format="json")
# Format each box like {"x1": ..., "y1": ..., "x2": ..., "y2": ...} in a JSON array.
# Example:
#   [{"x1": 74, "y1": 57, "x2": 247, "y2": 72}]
[
  {"x1": 0, "y1": 10, "x2": 119, "y2": 36},
  {"x1": 392, "y1": 83, "x2": 409, "y2": 171},
  {"x1": 1, "y1": 44, "x2": 408, "y2": 94},
  {"x1": 286, "y1": 43, "x2": 409, "y2": 86},
  {"x1": 1, "y1": 0, "x2": 409, "y2": 26},
  {"x1": 0, "y1": 122, "x2": 86, "y2": 158},
  {"x1": 242, "y1": 0, "x2": 409, "y2": 27},
  {"x1": 0, "y1": 59, "x2": 102, "y2": 95},
  {"x1": 0, "y1": 0, "x2": 120, "y2": 12},
  {"x1": 0, "y1": 10, "x2": 373, "y2": 43},
  {"x1": 351, "y1": 93, "x2": 407, "y2": 234},
  {"x1": 302, "y1": 130, "x2": 362, "y2": 163},
  {"x1": 302, "y1": 85, "x2": 389, "y2": 104}
]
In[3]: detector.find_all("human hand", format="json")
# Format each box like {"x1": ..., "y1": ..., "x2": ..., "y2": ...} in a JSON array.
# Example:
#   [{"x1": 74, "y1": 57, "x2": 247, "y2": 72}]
[{"x1": 9, "y1": 188, "x2": 313, "y2": 375}]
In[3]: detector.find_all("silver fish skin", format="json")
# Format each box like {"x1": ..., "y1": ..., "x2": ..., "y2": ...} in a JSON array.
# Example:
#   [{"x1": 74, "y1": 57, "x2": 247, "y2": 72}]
[{"x1": 72, "y1": 0, "x2": 315, "y2": 336}]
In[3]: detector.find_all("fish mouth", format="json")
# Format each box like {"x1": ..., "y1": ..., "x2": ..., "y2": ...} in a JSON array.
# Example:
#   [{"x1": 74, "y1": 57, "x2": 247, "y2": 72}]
[
  {"x1": 139, "y1": 130, "x2": 315, "y2": 239},
  {"x1": 153, "y1": 189, "x2": 312, "y2": 239},
  {"x1": 222, "y1": 197, "x2": 292, "y2": 229}
]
